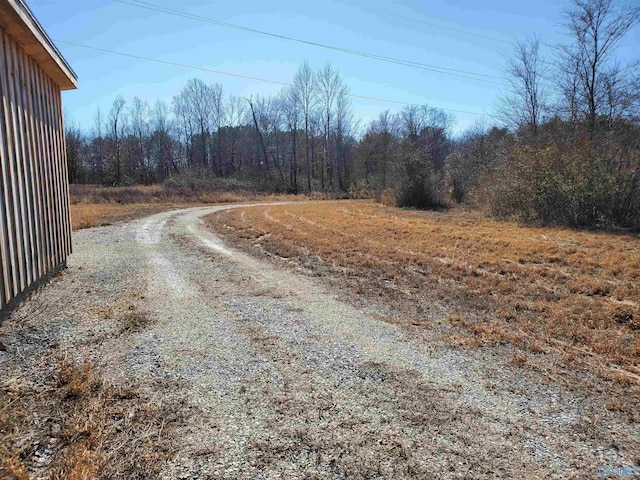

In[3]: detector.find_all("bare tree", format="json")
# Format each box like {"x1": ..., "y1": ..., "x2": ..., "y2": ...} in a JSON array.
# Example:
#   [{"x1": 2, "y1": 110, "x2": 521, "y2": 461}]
[
  {"x1": 602, "y1": 62, "x2": 640, "y2": 122},
  {"x1": 309, "y1": 110, "x2": 322, "y2": 181},
  {"x1": 280, "y1": 86, "x2": 302, "y2": 192},
  {"x1": 246, "y1": 95, "x2": 285, "y2": 187},
  {"x1": 224, "y1": 95, "x2": 247, "y2": 172},
  {"x1": 335, "y1": 83, "x2": 355, "y2": 190},
  {"x1": 129, "y1": 96, "x2": 150, "y2": 182},
  {"x1": 173, "y1": 78, "x2": 215, "y2": 169},
  {"x1": 293, "y1": 61, "x2": 318, "y2": 191},
  {"x1": 497, "y1": 36, "x2": 548, "y2": 136},
  {"x1": 561, "y1": 0, "x2": 640, "y2": 134},
  {"x1": 172, "y1": 89, "x2": 195, "y2": 168},
  {"x1": 150, "y1": 100, "x2": 180, "y2": 176},
  {"x1": 400, "y1": 104, "x2": 452, "y2": 142},
  {"x1": 65, "y1": 122, "x2": 84, "y2": 184},
  {"x1": 317, "y1": 62, "x2": 341, "y2": 189},
  {"x1": 108, "y1": 95, "x2": 127, "y2": 185},
  {"x1": 90, "y1": 107, "x2": 106, "y2": 181},
  {"x1": 373, "y1": 110, "x2": 397, "y2": 188},
  {"x1": 210, "y1": 83, "x2": 225, "y2": 174},
  {"x1": 400, "y1": 104, "x2": 426, "y2": 140},
  {"x1": 359, "y1": 110, "x2": 398, "y2": 187}
]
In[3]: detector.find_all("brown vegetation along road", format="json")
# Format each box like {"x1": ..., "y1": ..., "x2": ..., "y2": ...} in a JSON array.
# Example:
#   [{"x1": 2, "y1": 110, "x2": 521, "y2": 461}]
[
  {"x1": 67, "y1": 184, "x2": 340, "y2": 230},
  {"x1": 208, "y1": 202, "x2": 640, "y2": 379},
  {"x1": 1, "y1": 202, "x2": 639, "y2": 479}
]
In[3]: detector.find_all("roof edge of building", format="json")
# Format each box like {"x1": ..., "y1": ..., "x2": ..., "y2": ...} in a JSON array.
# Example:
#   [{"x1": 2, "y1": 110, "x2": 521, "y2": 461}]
[{"x1": 0, "y1": 0, "x2": 77, "y2": 90}]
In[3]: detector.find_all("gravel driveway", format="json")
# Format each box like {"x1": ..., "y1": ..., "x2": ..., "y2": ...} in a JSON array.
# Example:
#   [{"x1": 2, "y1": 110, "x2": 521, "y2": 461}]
[{"x1": 3, "y1": 204, "x2": 638, "y2": 479}]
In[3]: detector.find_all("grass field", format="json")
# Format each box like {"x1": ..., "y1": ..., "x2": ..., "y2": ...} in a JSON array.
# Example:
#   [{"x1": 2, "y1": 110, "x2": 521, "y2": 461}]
[
  {"x1": 69, "y1": 184, "x2": 336, "y2": 230},
  {"x1": 207, "y1": 201, "x2": 640, "y2": 384}
]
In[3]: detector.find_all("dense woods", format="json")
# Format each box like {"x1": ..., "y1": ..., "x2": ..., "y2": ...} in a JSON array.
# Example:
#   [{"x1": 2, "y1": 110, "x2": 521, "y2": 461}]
[{"x1": 66, "y1": 0, "x2": 640, "y2": 229}]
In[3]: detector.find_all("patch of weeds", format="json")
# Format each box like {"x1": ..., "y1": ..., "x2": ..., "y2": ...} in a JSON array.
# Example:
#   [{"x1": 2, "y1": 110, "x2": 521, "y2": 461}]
[
  {"x1": 509, "y1": 352, "x2": 529, "y2": 368},
  {"x1": 118, "y1": 309, "x2": 153, "y2": 334},
  {"x1": 0, "y1": 356, "x2": 183, "y2": 479},
  {"x1": 444, "y1": 333, "x2": 482, "y2": 348}
]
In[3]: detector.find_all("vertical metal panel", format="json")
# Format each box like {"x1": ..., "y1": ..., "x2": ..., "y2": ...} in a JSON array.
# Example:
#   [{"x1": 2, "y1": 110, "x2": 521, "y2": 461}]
[
  {"x1": 10, "y1": 35, "x2": 37, "y2": 286},
  {"x1": 50, "y1": 78, "x2": 70, "y2": 258},
  {"x1": 0, "y1": 30, "x2": 24, "y2": 296},
  {"x1": 36, "y1": 62, "x2": 54, "y2": 268},
  {"x1": 41, "y1": 69, "x2": 61, "y2": 266},
  {"x1": 0, "y1": 26, "x2": 72, "y2": 311},
  {"x1": 21, "y1": 52, "x2": 44, "y2": 278},
  {"x1": 30, "y1": 57, "x2": 53, "y2": 273},
  {"x1": 53, "y1": 86, "x2": 71, "y2": 255},
  {"x1": 19, "y1": 46, "x2": 43, "y2": 279},
  {"x1": 0, "y1": 30, "x2": 13, "y2": 307}
]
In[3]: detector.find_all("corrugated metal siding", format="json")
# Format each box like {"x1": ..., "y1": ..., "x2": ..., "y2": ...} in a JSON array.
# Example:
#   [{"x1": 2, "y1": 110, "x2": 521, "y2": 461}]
[{"x1": 0, "y1": 26, "x2": 71, "y2": 310}]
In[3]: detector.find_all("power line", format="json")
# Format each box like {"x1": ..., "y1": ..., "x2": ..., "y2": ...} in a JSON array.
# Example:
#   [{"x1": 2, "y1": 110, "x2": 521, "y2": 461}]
[
  {"x1": 337, "y1": 0, "x2": 512, "y2": 45},
  {"x1": 114, "y1": 0, "x2": 508, "y2": 86},
  {"x1": 119, "y1": 0, "x2": 507, "y2": 83},
  {"x1": 54, "y1": 39, "x2": 495, "y2": 117}
]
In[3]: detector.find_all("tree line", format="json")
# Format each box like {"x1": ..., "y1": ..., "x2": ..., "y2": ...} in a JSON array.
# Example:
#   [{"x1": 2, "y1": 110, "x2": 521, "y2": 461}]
[
  {"x1": 67, "y1": 61, "x2": 363, "y2": 194},
  {"x1": 66, "y1": 0, "x2": 640, "y2": 229}
]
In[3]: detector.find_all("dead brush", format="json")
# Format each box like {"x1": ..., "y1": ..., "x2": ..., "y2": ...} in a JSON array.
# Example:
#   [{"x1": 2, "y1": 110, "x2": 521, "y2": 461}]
[
  {"x1": 0, "y1": 456, "x2": 29, "y2": 480},
  {"x1": 58, "y1": 356, "x2": 101, "y2": 400},
  {"x1": 118, "y1": 309, "x2": 152, "y2": 334},
  {"x1": 0, "y1": 356, "x2": 182, "y2": 480},
  {"x1": 444, "y1": 333, "x2": 482, "y2": 348},
  {"x1": 47, "y1": 444, "x2": 102, "y2": 480},
  {"x1": 510, "y1": 352, "x2": 529, "y2": 367}
]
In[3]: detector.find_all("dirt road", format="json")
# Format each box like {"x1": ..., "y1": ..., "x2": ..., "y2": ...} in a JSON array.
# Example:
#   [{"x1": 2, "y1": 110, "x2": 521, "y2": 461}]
[{"x1": 2, "y1": 204, "x2": 638, "y2": 479}]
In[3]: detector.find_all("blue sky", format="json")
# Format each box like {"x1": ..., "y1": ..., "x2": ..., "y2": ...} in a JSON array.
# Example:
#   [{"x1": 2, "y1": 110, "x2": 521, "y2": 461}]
[{"x1": 28, "y1": 0, "x2": 639, "y2": 135}]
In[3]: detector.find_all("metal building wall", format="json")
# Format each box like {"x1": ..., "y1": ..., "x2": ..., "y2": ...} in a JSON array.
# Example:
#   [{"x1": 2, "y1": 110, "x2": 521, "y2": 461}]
[{"x1": 0, "y1": 25, "x2": 71, "y2": 310}]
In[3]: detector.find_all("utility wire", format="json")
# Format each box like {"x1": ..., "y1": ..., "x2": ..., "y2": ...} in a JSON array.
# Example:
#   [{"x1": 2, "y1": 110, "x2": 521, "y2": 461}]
[
  {"x1": 114, "y1": 0, "x2": 508, "y2": 86},
  {"x1": 54, "y1": 39, "x2": 495, "y2": 117},
  {"x1": 337, "y1": 0, "x2": 512, "y2": 45}
]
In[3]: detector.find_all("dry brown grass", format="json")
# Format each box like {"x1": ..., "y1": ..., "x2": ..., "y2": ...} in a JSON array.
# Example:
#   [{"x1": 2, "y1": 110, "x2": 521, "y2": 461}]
[
  {"x1": 0, "y1": 355, "x2": 180, "y2": 479},
  {"x1": 118, "y1": 310, "x2": 152, "y2": 334},
  {"x1": 207, "y1": 201, "x2": 640, "y2": 381},
  {"x1": 70, "y1": 203, "x2": 176, "y2": 230},
  {"x1": 69, "y1": 184, "x2": 340, "y2": 230}
]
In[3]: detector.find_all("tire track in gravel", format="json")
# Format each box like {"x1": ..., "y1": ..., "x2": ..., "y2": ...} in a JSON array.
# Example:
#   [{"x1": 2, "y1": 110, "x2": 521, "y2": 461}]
[
  {"x1": 85, "y1": 203, "x2": 635, "y2": 479},
  {"x1": 128, "y1": 206, "x2": 529, "y2": 479}
]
